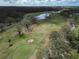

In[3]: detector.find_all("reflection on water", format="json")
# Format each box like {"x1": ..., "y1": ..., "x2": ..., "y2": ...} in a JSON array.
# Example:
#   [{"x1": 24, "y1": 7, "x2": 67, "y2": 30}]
[{"x1": 35, "y1": 12, "x2": 50, "y2": 21}]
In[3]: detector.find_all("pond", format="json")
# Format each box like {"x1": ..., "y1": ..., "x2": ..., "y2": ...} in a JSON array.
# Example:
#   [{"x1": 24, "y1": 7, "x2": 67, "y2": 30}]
[{"x1": 35, "y1": 12, "x2": 50, "y2": 21}]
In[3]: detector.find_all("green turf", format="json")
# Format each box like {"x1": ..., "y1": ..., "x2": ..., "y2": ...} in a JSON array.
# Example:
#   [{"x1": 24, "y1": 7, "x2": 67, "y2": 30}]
[{"x1": 0, "y1": 12, "x2": 66, "y2": 59}]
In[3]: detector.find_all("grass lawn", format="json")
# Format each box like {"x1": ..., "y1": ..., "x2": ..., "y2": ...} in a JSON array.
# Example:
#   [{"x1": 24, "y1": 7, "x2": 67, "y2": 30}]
[{"x1": 0, "y1": 12, "x2": 65, "y2": 59}]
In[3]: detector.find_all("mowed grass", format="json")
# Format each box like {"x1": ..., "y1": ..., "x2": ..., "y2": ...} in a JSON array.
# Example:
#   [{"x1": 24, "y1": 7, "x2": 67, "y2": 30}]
[
  {"x1": 8, "y1": 32, "x2": 45, "y2": 59},
  {"x1": 0, "y1": 13, "x2": 65, "y2": 59},
  {"x1": 8, "y1": 24, "x2": 61, "y2": 59}
]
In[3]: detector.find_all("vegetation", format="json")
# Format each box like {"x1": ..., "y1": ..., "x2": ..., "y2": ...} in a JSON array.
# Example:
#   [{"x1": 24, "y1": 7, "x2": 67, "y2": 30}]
[
  {"x1": 49, "y1": 31, "x2": 71, "y2": 59},
  {"x1": 0, "y1": 7, "x2": 79, "y2": 59},
  {"x1": 68, "y1": 27, "x2": 79, "y2": 53}
]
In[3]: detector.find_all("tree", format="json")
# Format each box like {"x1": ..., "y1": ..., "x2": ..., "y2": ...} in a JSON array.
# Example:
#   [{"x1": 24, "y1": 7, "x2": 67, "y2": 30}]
[
  {"x1": 60, "y1": 11, "x2": 69, "y2": 20},
  {"x1": 8, "y1": 39, "x2": 13, "y2": 47},
  {"x1": 16, "y1": 24, "x2": 24, "y2": 36},
  {"x1": 49, "y1": 31, "x2": 71, "y2": 59},
  {"x1": 73, "y1": 14, "x2": 79, "y2": 25},
  {"x1": 0, "y1": 23, "x2": 5, "y2": 32},
  {"x1": 70, "y1": 27, "x2": 79, "y2": 53},
  {"x1": 21, "y1": 15, "x2": 36, "y2": 32}
]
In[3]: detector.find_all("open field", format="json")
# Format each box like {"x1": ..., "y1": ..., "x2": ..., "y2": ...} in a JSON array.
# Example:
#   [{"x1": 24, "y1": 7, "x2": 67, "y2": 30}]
[{"x1": 0, "y1": 11, "x2": 79, "y2": 59}]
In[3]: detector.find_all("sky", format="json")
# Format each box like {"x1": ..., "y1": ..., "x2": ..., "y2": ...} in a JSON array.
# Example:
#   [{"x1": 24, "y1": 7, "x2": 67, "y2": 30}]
[{"x1": 0, "y1": 0, "x2": 79, "y2": 6}]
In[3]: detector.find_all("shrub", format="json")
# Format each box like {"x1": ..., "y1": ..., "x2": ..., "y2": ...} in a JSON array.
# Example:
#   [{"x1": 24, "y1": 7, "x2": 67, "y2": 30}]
[
  {"x1": 70, "y1": 27, "x2": 79, "y2": 53},
  {"x1": 49, "y1": 31, "x2": 71, "y2": 59}
]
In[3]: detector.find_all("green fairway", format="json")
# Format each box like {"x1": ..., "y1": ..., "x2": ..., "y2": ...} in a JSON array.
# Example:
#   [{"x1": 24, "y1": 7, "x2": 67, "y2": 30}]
[{"x1": 0, "y1": 12, "x2": 65, "y2": 59}]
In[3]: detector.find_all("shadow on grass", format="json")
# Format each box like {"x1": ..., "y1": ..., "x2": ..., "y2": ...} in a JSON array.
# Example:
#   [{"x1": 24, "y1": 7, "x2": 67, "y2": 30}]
[{"x1": 36, "y1": 14, "x2": 66, "y2": 25}]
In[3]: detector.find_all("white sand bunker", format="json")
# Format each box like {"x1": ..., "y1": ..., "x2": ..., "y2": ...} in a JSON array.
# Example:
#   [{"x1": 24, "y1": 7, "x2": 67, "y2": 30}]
[{"x1": 27, "y1": 39, "x2": 34, "y2": 44}]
